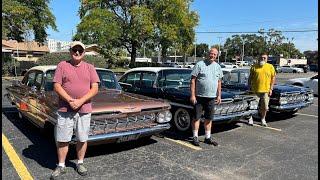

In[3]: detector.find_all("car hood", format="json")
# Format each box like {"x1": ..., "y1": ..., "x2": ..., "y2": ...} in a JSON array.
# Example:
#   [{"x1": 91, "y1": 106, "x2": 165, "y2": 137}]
[{"x1": 91, "y1": 89, "x2": 170, "y2": 113}]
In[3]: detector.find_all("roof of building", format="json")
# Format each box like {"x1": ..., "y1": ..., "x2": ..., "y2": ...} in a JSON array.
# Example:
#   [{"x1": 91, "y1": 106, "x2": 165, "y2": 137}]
[{"x1": 2, "y1": 39, "x2": 49, "y2": 52}]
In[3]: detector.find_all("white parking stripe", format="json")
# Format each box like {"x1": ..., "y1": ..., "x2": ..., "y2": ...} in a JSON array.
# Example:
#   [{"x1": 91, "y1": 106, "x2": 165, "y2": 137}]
[
  {"x1": 295, "y1": 113, "x2": 318, "y2": 118},
  {"x1": 164, "y1": 137, "x2": 202, "y2": 150},
  {"x1": 252, "y1": 124, "x2": 282, "y2": 131}
]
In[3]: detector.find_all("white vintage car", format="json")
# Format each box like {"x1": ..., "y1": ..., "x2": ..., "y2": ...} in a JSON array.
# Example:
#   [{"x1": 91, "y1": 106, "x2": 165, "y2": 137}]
[
  {"x1": 286, "y1": 74, "x2": 318, "y2": 96},
  {"x1": 280, "y1": 65, "x2": 304, "y2": 73}
]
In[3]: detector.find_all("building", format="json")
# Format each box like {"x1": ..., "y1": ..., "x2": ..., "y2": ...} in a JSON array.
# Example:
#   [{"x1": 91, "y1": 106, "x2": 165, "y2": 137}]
[
  {"x1": 46, "y1": 39, "x2": 71, "y2": 52},
  {"x1": 2, "y1": 39, "x2": 49, "y2": 62}
]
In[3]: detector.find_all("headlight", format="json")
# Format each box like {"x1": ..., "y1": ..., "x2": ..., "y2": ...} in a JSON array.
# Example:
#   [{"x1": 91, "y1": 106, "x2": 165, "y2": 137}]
[
  {"x1": 249, "y1": 100, "x2": 259, "y2": 109},
  {"x1": 156, "y1": 110, "x2": 172, "y2": 123},
  {"x1": 279, "y1": 97, "x2": 288, "y2": 105}
]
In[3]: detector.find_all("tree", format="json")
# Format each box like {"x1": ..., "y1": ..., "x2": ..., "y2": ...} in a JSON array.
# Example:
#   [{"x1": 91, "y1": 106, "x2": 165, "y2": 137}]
[
  {"x1": 188, "y1": 43, "x2": 209, "y2": 57},
  {"x1": 76, "y1": 0, "x2": 198, "y2": 64},
  {"x1": 2, "y1": 0, "x2": 57, "y2": 43}
]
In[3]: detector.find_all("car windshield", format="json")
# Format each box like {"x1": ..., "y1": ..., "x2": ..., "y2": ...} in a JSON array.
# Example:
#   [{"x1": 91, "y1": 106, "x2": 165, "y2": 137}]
[
  {"x1": 222, "y1": 69, "x2": 250, "y2": 85},
  {"x1": 44, "y1": 69, "x2": 121, "y2": 91},
  {"x1": 158, "y1": 69, "x2": 192, "y2": 88}
]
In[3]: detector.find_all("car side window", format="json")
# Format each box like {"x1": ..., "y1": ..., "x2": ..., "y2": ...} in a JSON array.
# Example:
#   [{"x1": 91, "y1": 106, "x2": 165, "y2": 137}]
[
  {"x1": 123, "y1": 72, "x2": 141, "y2": 86},
  {"x1": 141, "y1": 72, "x2": 156, "y2": 88},
  {"x1": 22, "y1": 71, "x2": 36, "y2": 87},
  {"x1": 45, "y1": 70, "x2": 55, "y2": 91},
  {"x1": 34, "y1": 72, "x2": 44, "y2": 90}
]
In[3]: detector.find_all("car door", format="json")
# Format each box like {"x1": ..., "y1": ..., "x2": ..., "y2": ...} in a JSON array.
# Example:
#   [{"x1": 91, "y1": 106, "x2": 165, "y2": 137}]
[
  {"x1": 119, "y1": 72, "x2": 142, "y2": 93},
  {"x1": 20, "y1": 70, "x2": 46, "y2": 128},
  {"x1": 139, "y1": 71, "x2": 158, "y2": 98}
]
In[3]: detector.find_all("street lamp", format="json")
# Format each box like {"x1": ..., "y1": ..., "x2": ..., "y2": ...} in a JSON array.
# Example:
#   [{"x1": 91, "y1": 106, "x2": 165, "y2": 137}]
[
  {"x1": 241, "y1": 39, "x2": 245, "y2": 62},
  {"x1": 217, "y1": 37, "x2": 222, "y2": 63},
  {"x1": 224, "y1": 49, "x2": 228, "y2": 62}
]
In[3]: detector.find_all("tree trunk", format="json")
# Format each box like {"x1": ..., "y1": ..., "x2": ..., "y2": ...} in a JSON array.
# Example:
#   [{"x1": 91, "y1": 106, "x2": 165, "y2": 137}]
[{"x1": 131, "y1": 40, "x2": 137, "y2": 65}]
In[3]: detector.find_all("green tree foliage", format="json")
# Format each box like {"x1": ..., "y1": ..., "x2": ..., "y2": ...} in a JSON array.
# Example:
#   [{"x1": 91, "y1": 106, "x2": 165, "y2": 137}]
[
  {"x1": 2, "y1": 0, "x2": 57, "y2": 43},
  {"x1": 188, "y1": 43, "x2": 209, "y2": 57},
  {"x1": 37, "y1": 52, "x2": 108, "y2": 68},
  {"x1": 75, "y1": 0, "x2": 198, "y2": 64}
]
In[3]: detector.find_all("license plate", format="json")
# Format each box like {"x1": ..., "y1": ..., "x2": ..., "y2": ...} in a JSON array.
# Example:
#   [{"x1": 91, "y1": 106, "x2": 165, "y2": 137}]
[{"x1": 117, "y1": 134, "x2": 140, "y2": 143}]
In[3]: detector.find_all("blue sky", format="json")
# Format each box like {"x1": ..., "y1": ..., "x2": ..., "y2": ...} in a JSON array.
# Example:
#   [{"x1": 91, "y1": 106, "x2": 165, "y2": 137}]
[{"x1": 47, "y1": 0, "x2": 318, "y2": 52}]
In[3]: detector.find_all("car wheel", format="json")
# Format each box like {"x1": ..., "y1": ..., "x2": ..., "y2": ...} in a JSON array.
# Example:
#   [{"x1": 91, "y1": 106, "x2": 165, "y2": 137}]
[
  {"x1": 173, "y1": 108, "x2": 192, "y2": 132},
  {"x1": 293, "y1": 70, "x2": 297, "y2": 73}
]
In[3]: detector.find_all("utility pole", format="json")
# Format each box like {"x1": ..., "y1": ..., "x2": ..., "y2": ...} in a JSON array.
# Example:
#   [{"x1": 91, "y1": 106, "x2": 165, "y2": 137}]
[
  {"x1": 217, "y1": 37, "x2": 222, "y2": 63},
  {"x1": 143, "y1": 43, "x2": 146, "y2": 58},
  {"x1": 194, "y1": 43, "x2": 196, "y2": 62},
  {"x1": 225, "y1": 49, "x2": 228, "y2": 62},
  {"x1": 241, "y1": 39, "x2": 245, "y2": 62}
]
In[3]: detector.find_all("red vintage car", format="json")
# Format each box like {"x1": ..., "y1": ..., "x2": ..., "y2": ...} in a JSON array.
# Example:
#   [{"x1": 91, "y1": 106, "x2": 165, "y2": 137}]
[{"x1": 6, "y1": 65, "x2": 172, "y2": 145}]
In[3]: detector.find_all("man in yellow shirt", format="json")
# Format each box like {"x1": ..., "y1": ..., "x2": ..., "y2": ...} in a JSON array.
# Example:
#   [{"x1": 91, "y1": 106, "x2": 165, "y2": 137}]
[{"x1": 248, "y1": 53, "x2": 276, "y2": 126}]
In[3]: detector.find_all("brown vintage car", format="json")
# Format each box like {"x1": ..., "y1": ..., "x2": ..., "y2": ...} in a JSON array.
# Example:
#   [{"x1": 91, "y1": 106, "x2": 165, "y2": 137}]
[{"x1": 5, "y1": 65, "x2": 172, "y2": 145}]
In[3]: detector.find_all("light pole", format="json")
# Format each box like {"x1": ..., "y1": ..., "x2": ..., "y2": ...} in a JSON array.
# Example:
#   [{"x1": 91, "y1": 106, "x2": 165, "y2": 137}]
[
  {"x1": 224, "y1": 49, "x2": 228, "y2": 62},
  {"x1": 194, "y1": 43, "x2": 196, "y2": 63},
  {"x1": 241, "y1": 39, "x2": 245, "y2": 62},
  {"x1": 217, "y1": 37, "x2": 222, "y2": 63}
]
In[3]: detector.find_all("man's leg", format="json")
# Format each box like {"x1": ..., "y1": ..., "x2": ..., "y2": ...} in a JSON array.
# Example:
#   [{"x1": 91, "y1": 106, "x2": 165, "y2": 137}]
[
  {"x1": 203, "y1": 98, "x2": 218, "y2": 146},
  {"x1": 191, "y1": 119, "x2": 200, "y2": 146},
  {"x1": 260, "y1": 93, "x2": 269, "y2": 126},
  {"x1": 76, "y1": 141, "x2": 87, "y2": 162},
  {"x1": 57, "y1": 142, "x2": 69, "y2": 164}
]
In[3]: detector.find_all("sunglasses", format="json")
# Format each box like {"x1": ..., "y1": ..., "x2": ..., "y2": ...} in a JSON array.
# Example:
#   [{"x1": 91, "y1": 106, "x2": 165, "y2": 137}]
[{"x1": 71, "y1": 48, "x2": 84, "y2": 54}]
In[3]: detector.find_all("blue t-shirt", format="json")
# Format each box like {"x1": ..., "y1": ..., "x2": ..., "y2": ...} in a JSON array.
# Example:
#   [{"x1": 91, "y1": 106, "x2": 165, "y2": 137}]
[{"x1": 191, "y1": 60, "x2": 223, "y2": 98}]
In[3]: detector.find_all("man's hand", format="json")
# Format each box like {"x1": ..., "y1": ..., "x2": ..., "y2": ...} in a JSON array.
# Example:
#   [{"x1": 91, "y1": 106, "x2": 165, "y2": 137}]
[
  {"x1": 215, "y1": 96, "x2": 221, "y2": 104},
  {"x1": 69, "y1": 99, "x2": 85, "y2": 110},
  {"x1": 268, "y1": 90, "x2": 273, "y2": 97},
  {"x1": 190, "y1": 95, "x2": 197, "y2": 105}
]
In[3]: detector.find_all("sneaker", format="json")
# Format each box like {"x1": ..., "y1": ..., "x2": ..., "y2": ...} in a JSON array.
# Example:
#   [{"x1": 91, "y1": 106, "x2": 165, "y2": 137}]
[
  {"x1": 50, "y1": 166, "x2": 67, "y2": 180},
  {"x1": 261, "y1": 119, "x2": 268, "y2": 127},
  {"x1": 76, "y1": 163, "x2": 88, "y2": 176},
  {"x1": 204, "y1": 138, "x2": 218, "y2": 146},
  {"x1": 191, "y1": 136, "x2": 200, "y2": 146},
  {"x1": 248, "y1": 117, "x2": 254, "y2": 126}
]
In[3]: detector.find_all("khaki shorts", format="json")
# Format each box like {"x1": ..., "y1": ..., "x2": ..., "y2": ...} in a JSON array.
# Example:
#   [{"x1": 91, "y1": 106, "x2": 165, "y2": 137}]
[
  {"x1": 255, "y1": 93, "x2": 270, "y2": 111},
  {"x1": 55, "y1": 111, "x2": 91, "y2": 142}
]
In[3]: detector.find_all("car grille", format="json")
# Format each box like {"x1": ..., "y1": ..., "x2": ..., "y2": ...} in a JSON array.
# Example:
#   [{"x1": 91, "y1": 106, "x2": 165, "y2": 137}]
[
  {"x1": 214, "y1": 99, "x2": 249, "y2": 115},
  {"x1": 282, "y1": 92, "x2": 308, "y2": 104},
  {"x1": 89, "y1": 113, "x2": 157, "y2": 135}
]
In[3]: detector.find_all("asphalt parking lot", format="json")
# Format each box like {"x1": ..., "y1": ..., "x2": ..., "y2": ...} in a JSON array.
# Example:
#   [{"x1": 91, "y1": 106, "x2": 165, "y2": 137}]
[{"x1": 2, "y1": 72, "x2": 318, "y2": 180}]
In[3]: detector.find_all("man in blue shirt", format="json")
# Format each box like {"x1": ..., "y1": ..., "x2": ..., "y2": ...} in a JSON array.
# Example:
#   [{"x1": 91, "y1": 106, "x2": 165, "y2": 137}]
[{"x1": 190, "y1": 48, "x2": 223, "y2": 146}]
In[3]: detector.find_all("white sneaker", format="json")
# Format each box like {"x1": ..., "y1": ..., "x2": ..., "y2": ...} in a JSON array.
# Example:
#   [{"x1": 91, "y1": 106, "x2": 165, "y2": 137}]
[
  {"x1": 248, "y1": 117, "x2": 253, "y2": 126},
  {"x1": 261, "y1": 119, "x2": 268, "y2": 127}
]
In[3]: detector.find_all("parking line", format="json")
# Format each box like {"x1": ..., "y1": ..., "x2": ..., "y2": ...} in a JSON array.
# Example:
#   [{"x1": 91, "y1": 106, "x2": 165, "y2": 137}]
[
  {"x1": 295, "y1": 113, "x2": 318, "y2": 118},
  {"x1": 2, "y1": 134, "x2": 33, "y2": 180},
  {"x1": 164, "y1": 137, "x2": 202, "y2": 150},
  {"x1": 252, "y1": 124, "x2": 282, "y2": 131}
]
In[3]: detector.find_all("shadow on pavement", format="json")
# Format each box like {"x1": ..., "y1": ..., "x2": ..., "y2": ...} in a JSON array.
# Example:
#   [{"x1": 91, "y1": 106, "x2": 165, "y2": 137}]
[{"x1": 2, "y1": 106, "x2": 159, "y2": 170}]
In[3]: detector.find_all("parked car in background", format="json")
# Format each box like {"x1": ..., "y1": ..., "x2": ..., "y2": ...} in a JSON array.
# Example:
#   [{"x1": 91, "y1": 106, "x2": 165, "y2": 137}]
[
  {"x1": 272, "y1": 64, "x2": 282, "y2": 73},
  {"x1": 292, "y1": 64, "x2": 310, "y2": 73},
  {"x1": 161, "y1": 62, "x2": 182, "y2": 68},
  {"x1": 184, "y1": 62, "x2": 195, "y2": 69},
  {"x1": 118, "y1": 67, "x2": 259, "y2": 132},
  {"x1": 221, "y1": 68, "x2": 314, "y2": 116},
  {"x1": 286, "y1": 74, "x2": 318, "y2": 96},
  {"x1": 280, "y1": 65, "x2": 304, "y2": 73},
  {"x1": 219, "y1": 62, "x2": 238, "y2": 69},
  {"x1": 5, "y1": 66, "x2": 172, "y2": 145},
  {"x1": 309, "y1": 64, "x2": 318, "y2": 72}
]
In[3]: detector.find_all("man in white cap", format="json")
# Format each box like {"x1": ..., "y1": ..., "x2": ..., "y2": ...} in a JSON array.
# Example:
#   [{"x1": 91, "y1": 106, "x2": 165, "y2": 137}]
[{"x1": 51, "y1": 41, "x2": 100, "y2": 179}]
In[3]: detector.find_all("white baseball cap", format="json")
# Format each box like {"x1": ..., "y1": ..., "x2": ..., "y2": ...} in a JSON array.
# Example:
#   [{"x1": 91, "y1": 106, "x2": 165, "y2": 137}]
[{"x1": 70, "y1": 41, "x2": 86, "y2": 49}]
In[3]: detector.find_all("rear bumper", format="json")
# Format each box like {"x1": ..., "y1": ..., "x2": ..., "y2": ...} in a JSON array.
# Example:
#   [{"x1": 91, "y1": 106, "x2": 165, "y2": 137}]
[
  {"x1": 72, "y1": 123, "x2": 170, "y2": 145},
  {"x1": 269, "y1": 101, "x2": 313, "y2": 112},
  {"x1": 212, "y1": 109, "x2": 258, "y2": 123}
]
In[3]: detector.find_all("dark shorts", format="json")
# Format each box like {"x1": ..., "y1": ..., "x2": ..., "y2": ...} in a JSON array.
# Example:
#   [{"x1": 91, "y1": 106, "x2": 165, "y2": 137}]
[{"x1": 192, "y1": 96, "x2": 216, "y2": 120}]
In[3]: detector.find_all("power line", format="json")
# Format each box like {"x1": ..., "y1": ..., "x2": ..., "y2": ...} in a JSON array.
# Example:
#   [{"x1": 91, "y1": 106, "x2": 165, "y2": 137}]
[{"x1": 196, "y1": 29, "x2": 318, "y2": 34}]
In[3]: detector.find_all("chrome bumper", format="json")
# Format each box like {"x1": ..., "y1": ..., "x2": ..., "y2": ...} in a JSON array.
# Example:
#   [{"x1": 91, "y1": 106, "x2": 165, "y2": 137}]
[
  {"x1": 269, "y1": 101, "x2": 313, "y2": 112},
  {"x1": 213, "y1": 109, "x2": 258, "y2": 122},
  {"x1": 73, "y1": 123, "x2": 170, "y2": 143}
]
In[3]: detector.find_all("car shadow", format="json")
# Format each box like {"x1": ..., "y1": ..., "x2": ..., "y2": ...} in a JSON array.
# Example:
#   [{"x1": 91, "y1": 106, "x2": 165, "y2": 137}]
[
  {"x1": 2, "y1": 107, "x2": 158, "y2": 170},
  {"x1": 252, "y1": 112, "x2": 298, "y2": 122}
]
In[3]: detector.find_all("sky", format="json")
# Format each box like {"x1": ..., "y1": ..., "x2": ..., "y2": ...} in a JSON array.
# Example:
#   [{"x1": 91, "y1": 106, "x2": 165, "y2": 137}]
[{"x1": 47, "y1": 0, "x2": 318, "y2": 52}]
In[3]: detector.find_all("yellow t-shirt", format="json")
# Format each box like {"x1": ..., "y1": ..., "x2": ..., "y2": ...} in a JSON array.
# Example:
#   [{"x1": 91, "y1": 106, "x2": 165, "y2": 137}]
[{"x1": 250, "y1": 63, "x2": 276, "y2": 93}]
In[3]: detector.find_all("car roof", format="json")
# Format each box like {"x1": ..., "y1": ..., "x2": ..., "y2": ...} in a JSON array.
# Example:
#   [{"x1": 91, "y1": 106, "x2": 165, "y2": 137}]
[
  {"x1": 29, "y1": 65, "x2": 112, "y2": 73},
  {"x1": 124, "y1": 67, "x2": 190, "y2": 74}
]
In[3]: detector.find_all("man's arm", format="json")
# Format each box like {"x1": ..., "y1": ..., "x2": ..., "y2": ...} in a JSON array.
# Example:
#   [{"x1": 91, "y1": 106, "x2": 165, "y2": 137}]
[
  {"x1": 54, "y1": 83, "x2": 74, "y2": 103},
  {"x1": 190, "y1": 76, "x2": 197, "y2": 105},
  {"x1": 70, "y1": 83, "x2": 99, "y2": 110},
  {"x1": 269, "y1": 75, "x2": 276, "y2": 96},
  {"x1": 216, "y1": 80, "x2": 222, "y2": 104}
]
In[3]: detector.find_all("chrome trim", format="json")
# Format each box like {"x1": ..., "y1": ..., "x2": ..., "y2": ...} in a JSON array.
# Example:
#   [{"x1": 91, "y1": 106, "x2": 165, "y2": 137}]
[
  {"x1": 169, "y1": 102, "x2": 193, "y2": 109},
  {"x1": 80, "y1": 124, "x2": 170, "y2": 143},
  {"x1": 213, "y1": 110, "x2": 258, "y2": 121},
  {"x1": 269, "y1": 101, "x2": 312, "y2": 111}
]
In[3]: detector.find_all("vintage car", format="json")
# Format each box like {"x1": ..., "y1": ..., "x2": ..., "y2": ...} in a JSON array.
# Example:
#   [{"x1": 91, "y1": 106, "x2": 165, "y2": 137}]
[
  {"x1": 118, "y1": 67, "x2": 259, "y2": 132},
  {"x1": 221, "y1": 68, "x2": 314, "y2": 115},
  {"x1": 286, "y1": 74, "x2": 318, "y2": 96},
  {"x1": 5, "y1": 65, "x2": 172, "y2": 145}
]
